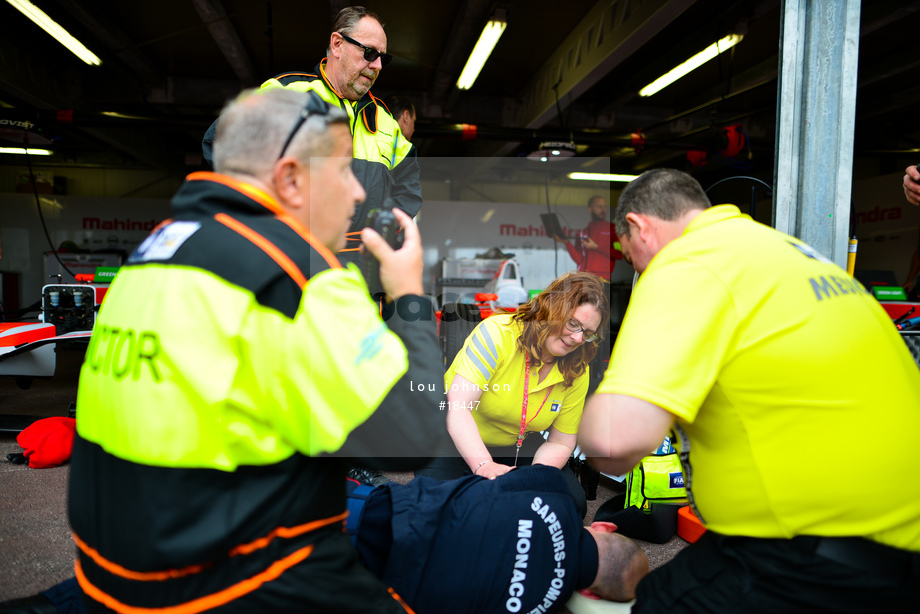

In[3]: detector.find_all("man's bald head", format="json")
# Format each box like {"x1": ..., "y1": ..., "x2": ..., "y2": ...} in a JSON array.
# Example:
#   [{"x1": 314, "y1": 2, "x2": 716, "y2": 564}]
[{"x1": 586, "y1": 530, "x2": 649, "y2": 602}]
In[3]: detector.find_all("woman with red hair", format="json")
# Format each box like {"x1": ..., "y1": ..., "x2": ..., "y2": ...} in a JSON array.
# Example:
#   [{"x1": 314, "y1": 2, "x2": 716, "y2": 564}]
[{"x1": 418, "y1": 271, "x2": 610, "y2": 517}]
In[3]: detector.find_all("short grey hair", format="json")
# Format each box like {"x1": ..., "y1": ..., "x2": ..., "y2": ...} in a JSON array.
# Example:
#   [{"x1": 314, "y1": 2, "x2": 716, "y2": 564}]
[
  {"x1": 614, "y1": 169, "x2": 711, "y2": 237},
  {"x1": 212, "y1": 88, "x2": 348, "y2": 180},
  {"x1": 327, "y1": 6, "x2": 385, "y2": 54}
]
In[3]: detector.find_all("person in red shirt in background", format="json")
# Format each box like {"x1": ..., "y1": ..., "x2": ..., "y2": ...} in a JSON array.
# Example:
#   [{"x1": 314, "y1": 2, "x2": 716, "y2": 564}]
[
  {"x1": 554, "y1": 196, "x2": 623, "y2": 404},
  {"x1": 556, "y1": 196, "x2": 623, "y2": 282}
]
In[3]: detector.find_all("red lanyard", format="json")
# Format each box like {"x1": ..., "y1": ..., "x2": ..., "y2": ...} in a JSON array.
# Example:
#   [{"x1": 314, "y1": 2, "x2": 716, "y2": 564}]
[{"x1": 516, "y1": 355, "x2": 554, "y2": 466}]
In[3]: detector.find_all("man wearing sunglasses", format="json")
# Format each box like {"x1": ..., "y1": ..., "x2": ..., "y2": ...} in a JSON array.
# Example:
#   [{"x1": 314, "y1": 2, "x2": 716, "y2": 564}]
[
  {"x1": 68, "y1": 88, "x2": 447, "y2": 613},
  {"x1": 203, "y1": 6, "x2": 420, "y2": 294},
  {"x1": 260, "y1": 5, "x2": 420, "y2": 489}
]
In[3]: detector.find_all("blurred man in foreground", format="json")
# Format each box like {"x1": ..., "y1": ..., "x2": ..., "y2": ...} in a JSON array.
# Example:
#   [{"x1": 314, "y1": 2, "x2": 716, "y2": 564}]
[{"x1": 68, "y1": 88, "x2": 446, "y2": 613}]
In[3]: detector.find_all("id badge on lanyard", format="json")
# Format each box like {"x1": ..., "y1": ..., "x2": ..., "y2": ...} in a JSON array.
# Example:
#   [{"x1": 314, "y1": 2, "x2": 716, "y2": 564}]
[{"x1": 516, "y1": 355, "x2": 553, "y2": 467}]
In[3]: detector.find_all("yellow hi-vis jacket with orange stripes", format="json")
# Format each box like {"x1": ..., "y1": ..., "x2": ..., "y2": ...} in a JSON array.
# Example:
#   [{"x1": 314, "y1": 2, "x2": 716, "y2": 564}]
[
  {"x1": 69, "y1": 172, "x2": 446, "y2": 613},
  {"x1": 259, "y1": 61, "x2": 421, "y2": 274},
  {"x1": 203, "y1": 58, "x2": 422, "y2": 272}
]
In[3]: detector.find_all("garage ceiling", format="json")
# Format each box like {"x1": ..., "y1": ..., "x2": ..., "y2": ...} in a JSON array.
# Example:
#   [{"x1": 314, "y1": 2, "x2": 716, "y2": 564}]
[{"x1": 0, "y1": 0, "x2": 918, "y2": 187}]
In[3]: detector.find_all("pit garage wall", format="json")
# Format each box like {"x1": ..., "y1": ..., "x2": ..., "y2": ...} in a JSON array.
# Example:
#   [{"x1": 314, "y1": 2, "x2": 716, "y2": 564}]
[
  {"x1": 417, "y1": 199, "x2": 636, "y2": 297},
  {"x1": 0, "y1": 193, "x2": 632, "y2": 307},
  {"x1": 419, "y1": 168, "x2": 920, "y2": 296},
  {"x1": 0, "y1": 194, "x2": 170, "y2": 303},
  {"x1": 0, "y1": 170, "x2": 916, "y2": 310}
]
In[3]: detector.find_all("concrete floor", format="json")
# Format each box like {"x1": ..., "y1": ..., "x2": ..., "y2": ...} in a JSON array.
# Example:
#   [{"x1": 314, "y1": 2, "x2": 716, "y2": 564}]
[{"x1": 0, "y1": 346, "x2": 82, "y2": 601}]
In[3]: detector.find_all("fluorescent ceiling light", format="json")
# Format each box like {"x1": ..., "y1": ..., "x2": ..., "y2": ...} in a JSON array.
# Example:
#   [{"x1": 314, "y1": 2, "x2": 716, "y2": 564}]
[
  {"x1": 457, "y1": 13, "x2": 507, "y2": 90},
  {"x1": 6, "y1": 0, "x2": 102, "y2": 66},
  {"x1": 568, "y1": 172, "x2": 639, "y2": 183},
  {"x1": 639, "y1": 34, "x2": 742, "y2": 97},
  {"x1": 0, "y1": 147, "x2": 53, "y2": 155}
]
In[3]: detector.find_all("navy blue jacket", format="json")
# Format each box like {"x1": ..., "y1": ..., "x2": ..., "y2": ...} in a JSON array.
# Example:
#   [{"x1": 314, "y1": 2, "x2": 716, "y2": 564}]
[{"x1": 357, "y1": 465, "x2": 598, "y2": 614}]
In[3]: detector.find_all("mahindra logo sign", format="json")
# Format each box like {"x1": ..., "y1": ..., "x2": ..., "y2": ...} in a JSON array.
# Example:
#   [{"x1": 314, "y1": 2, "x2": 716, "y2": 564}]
[
  {"x1": 83, "y1": 217, "x2": 159, "y2": 232},
  {"x1": 499, "y1": 224, "x2": 575, "y2": 237},
  {"x1": 854, "y1": 206, "x2": 902, "y2": 225}
]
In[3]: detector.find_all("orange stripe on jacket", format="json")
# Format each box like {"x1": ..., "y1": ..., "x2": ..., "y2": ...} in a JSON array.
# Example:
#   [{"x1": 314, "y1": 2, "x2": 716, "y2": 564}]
[
  {"x1": 276, "y1": 217, "x2": 341, "y2": 270},
  {"x1": 186, "y1": 172, "x2": 285, "y2": 217},
  {"x1": 149, "y1": 218, "x2": 173, "y2": 235},
  {"x1": 184, "y1": 171, "x2": 342, "y2": 272},
  {"x1": 72, "y1": 533, "x2": 209, "y2": 581},
  {"x1": 388, "y1": 588, "x2": 417, "y2": 614},
  {"x1": 214, "y1": 213, "x2": 308, "y2": 289},
  {"x1": 318, "y1": 59, "x2": 344, "y2": 100},
  {"x1": 229, "y1": 512, "x2": 347, "y2": 556},
  {"x1": 72, "y1": 512, "x2": 346, "y2": 582},
  {"x1": 271, "y1": 72, "x2": 318, "y2": 81},
  {"x1": 75, "y1": 545, "x2": 314, "y2": 614}
]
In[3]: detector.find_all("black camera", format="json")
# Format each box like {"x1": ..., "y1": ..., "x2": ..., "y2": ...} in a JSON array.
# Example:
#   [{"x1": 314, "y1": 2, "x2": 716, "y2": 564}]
[{"x1": 360, "y1": 206, "x2": 400, "y2": 297}]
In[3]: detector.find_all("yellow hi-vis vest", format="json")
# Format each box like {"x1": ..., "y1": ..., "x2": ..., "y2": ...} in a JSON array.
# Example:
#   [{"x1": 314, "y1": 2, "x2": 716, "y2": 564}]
[{"x1": 625, "y1": 435, "x2": 688, "y2": 512}]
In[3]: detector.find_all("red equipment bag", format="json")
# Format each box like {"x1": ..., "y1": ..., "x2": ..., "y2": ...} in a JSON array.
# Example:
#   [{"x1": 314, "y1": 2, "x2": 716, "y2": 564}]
[{"x1": 16, "y1": 416, "x2": 77, "y2": 468}]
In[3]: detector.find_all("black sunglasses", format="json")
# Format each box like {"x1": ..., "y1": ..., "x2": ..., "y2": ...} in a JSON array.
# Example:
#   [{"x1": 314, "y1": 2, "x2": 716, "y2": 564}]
[
  {"x1": 339, "y1": 33, "x2": 393, "y2": 67},
  {"x1": 277, "y1": 92, "x2": 332, "y2": 161}
]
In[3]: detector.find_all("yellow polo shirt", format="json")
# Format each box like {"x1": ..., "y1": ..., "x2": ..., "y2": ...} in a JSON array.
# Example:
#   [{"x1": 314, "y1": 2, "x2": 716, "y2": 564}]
[
  {"x1": 599, "y1": 205, "x2": 920, "y2": 551},
  {"x1": 446, "y1": 314, "x2": 588, "y2": 447}
]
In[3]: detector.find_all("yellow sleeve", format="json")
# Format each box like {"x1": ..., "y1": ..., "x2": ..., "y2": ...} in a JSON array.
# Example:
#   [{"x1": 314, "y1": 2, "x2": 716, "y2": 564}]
[
  {"x1": 267, "y1": 268, "x2": 409, "y2": 455},
  {"x1": 598, "y1": 257, "x2": 738, "y2": 422},
  {"x1": 445, "y1": 316, "x2": 511, "y2": 389}
]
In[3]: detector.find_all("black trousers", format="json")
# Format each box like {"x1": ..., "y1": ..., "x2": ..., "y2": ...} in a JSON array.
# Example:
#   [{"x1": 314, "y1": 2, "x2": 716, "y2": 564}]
[
  {"x1": 634, "y1": 530, "x2": 920, "y2": 613},
  {"x1": 414, "y1": 434, "x2": 588, "y2": 519}
]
